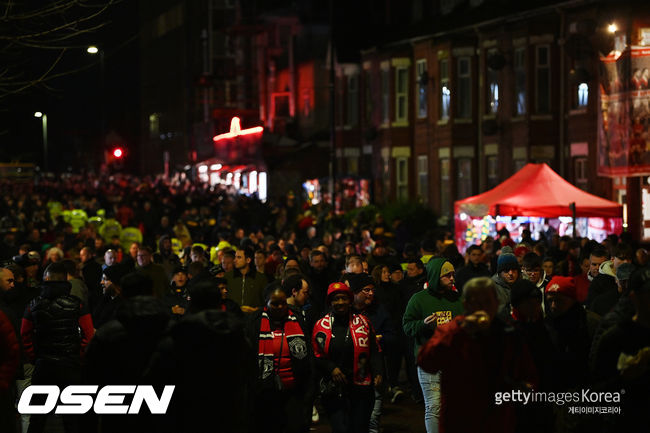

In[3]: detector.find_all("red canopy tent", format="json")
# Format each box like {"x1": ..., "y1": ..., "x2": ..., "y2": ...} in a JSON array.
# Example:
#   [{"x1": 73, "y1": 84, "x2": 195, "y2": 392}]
[{"x1": 454, "y1": 163, "x2": 623, "y2": 218}]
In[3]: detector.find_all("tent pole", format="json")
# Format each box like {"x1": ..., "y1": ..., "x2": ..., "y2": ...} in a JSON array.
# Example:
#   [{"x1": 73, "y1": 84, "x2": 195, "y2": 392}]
[{"x1": 570, "y1": 202, "x2": 576, "y2": 239}]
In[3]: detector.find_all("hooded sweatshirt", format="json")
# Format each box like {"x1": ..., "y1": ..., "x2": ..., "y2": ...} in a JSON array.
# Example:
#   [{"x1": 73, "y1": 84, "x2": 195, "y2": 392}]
[{"x1": 403, "y1": 258, "x2": 464, "y2": 357}]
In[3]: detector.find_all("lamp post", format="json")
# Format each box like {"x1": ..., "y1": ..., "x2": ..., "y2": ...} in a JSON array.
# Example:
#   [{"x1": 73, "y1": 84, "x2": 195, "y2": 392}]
[
  {"x1": 87, "y1": 45, "x2": 106, "y2": 139},
  {"x1": 34, "y1": 112, "x2": 48, "y2": 172}
]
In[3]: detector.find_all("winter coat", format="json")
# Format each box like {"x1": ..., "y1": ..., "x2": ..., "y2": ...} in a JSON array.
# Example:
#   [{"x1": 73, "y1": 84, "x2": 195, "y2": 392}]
[{"x1": 21, "y1": 281, "x2": 94, "y2": 367}]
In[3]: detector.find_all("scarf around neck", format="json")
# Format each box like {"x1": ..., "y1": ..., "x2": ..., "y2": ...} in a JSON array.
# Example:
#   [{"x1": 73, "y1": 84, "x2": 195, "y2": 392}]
[
  {"x1": 312, "y1": 312, "x2": 373, "y2": 386},
  {"x1": 258, "y1": 308, "x2": 307, "y2": 380}
]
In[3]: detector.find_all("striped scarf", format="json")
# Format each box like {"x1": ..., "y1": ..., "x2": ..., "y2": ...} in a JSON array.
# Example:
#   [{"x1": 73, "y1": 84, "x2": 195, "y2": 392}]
[
  {"x1": 258, "y1": 308, "x2": 307, "y2": 380},
  {"x1": 312, "y1": 313, "x2": 373, "y2": 386}
]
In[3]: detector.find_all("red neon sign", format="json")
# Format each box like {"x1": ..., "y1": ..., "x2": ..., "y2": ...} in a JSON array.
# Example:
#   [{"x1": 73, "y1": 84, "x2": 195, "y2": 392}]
[{"x1": 213, "y1": 117, "x2": 263, "y2": 142}]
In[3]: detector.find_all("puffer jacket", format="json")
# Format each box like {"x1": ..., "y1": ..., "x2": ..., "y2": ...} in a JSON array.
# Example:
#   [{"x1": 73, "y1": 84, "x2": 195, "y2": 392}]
[{"x1": 22, "y1": 281, "x2": 93, "y2": 366}]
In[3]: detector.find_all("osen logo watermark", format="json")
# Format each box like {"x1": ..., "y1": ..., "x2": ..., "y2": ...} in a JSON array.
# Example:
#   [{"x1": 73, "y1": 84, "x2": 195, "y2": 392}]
[{"x1": 18, "y1": 385, "x2": 175, "y2": 415}]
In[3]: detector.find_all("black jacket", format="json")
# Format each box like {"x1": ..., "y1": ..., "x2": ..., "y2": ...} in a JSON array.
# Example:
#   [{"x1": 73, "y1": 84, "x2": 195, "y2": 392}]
[
  {"x1": 25, "y1": 281, "x2": 85, "y2": 366},
  {"x1": 84, "y1": 296, "x2": 171, "y2": 433},
  {"x1": 145, "y1": 309, "x2": 255, "y2": 433}
]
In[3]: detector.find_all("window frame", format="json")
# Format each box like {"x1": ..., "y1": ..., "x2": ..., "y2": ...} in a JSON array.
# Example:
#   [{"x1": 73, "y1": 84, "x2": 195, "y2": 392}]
[
  {"x1": 381, "y1": 68, "x2": 390, "y2": 125},
  {"x1": 346, "y1": 74, "x2": 359, "y2": 127},
  {"x1": 417, "y1": 155, "x2": 428, "y2": 203},
  {"x1": 535, "y1": 45, "x2": 551, "y2": 114},
  {"x1": 457, "y1": 56, "x2": 472, "y2": 119},
  {"x1": 394, "y1": 66, "x2": 409, "y2": 125},
  {"x1": 396, "y1": 156, "x2": 409, "y2": 201},
  {"x1": 440, "y1": 158, "x2": 451, "y2": 215},
  {"x1": 440, "y1": 59, "x2": 450, "y2": 121},
  {"x1": 514, "y1": 47, "x2": 526, "y2": 116},
  {"x1": 416, "y1": 59, "x2": 428, "y2": 119}
]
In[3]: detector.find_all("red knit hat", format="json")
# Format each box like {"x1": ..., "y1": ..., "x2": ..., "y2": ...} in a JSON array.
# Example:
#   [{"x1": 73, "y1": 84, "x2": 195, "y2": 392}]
[
  {"x1": 514, "y1": 245, "x2": 530, "y2": 258},
  {"x1": 545, "y1": 276, "x2": 577, "y2": 300},
  {"x1": 326, "y1": 282, "x2": 353, "y2": 304}
]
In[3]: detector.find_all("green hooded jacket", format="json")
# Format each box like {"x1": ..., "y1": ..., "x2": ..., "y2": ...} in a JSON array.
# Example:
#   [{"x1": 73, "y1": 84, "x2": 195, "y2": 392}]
[{"x1": 402, "y1": 257, "x2": 464, "y2": 357}]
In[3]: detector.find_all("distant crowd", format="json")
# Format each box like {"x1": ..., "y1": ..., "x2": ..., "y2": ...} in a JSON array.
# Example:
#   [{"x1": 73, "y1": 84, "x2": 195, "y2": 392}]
[{"x1": 0, "y1": 173, "x2": 648, "y2": 433}]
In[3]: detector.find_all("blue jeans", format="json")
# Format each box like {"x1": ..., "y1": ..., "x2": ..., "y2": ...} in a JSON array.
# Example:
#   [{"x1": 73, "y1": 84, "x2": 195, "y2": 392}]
[
  {"x1": 368, "y1": 388, "x2": 382, "y2": 433},
  {"x1": 417, "y1": 367, "x2": 440, "y2": 433}
]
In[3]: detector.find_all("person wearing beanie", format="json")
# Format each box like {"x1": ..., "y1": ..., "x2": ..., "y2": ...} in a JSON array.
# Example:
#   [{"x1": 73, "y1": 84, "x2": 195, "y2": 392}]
[
  {"x1": 492, "y1": 253, "x2": 520, "y2": 313},
  {"x1": 93, "y1": 263, "x2": 130, "y2": 328},
  {"x1": 164, "y1": 266, "x2": 189, "y2": 318},
  {"x1": 403, "y1": 258, "x2": 464, "y2": 433},
  {"x1": 544, "y1": 275, "x2": 600, "y2": 394},
  {"x1": 312, "y1": 282, "x2": 383, "y2": 433}
]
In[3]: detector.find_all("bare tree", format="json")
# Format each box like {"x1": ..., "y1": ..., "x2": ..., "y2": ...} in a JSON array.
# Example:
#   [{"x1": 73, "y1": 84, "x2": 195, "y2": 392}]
[{"x1": 0, "y1": 0, "x2": 118, "y2": 99}]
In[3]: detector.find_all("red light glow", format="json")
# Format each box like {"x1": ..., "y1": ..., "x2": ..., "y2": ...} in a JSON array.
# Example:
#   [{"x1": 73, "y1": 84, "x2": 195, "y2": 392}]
[
  {"x1": 113, "y1": 148, "x2": 123, "y2": 158},
  {"x1": 213, "y1": 117, "x2": 263, "y2": 142}
]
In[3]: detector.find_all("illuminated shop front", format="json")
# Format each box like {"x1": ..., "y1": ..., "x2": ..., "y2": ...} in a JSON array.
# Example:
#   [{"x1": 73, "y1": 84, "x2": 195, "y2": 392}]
[{"x1": 195, "y1": 116, "x2": 268, "y2": 201}]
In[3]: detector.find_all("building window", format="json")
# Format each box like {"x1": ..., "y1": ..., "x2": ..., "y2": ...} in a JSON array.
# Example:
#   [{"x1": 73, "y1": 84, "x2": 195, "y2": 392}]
[
  {"x1": 381, "y1": 69, "x2": 390, "y2": 125},
  {"x1": 396, "y1": 157, "x2": 409, "y2": 201},
  {"x1": 272, "y1": 93, "x2": 290, "y2": 118},
  {"x1": 416, "y1": 59, "x2": 428, "y2": 118},
  {"x1": 302, "y1": 89, "x2": 312, "y2": 118},
  {"x1": 577, "y1": 83, "x2": 588, "y2": 108},
  {"x1": 347, "y1": 157, "x2": 359, "y2": 175},
  {"x1": 574, "y1": 157, "x2": 588, "y2": 190},
  {"x1": 514, "y1": 48, "x2": 526, "y2": 116},
  {"x1": 457, "y1": 158, "x2": 473, "y2": 199},
  {"x1": 337, "y1": 78, "x2": 344, "y2": 126},
  {"x1": 457, "y1": 57, "x2": 471, "y2": 119},
  {"x1": 487, "y1": 54, "x2": 499, "y2": 115},
  {"x1": 382, "y1": 155, "x2": 391, "y2": 199},
  {"x1": 364, "y1": 72, "x2": 373, "y2": 124},
  {"x1": 440, "y1": 59, "x2": 450, "y2": 121},
  {"x1": 514, "y1": 159, "x2": 527, "y2": 172},
  {"x1": 487, "y1": 156, "x2": 499, "y2": 189},
  {"x1": 440, "y1": 158, "x2": 451, "y2": 215},
  {"x1": 417, "y1": 155, "x2": 428, "y2": 203},
  {"x1": 535, "y1": 45, "x2": 550, "y2": 114},
  {"x1": 346, "y1": 74, "x2": 359, "y2": 126},
  {"x1": 395, "y1": 67, "x2": 408, "y2": 123}
]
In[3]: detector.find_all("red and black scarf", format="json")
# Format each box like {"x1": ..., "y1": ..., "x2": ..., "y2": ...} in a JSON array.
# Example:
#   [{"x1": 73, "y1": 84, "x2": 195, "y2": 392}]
[
  {"x1": 258, "y1": 308, "x2": 307, "y2": 380},
  {"x1": 312, "y1": 313, "x2": 373, "y2": 386}
]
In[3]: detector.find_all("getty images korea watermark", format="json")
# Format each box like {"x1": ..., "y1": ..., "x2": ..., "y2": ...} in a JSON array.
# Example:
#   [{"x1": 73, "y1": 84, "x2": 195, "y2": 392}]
[{"x1": 494, "y1": 389, "x2": 624, "y2": 415}]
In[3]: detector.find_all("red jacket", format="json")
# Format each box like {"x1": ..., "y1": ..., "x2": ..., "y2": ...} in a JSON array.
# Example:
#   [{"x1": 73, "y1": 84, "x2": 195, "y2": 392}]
[
  {"x1": 418, "y1": 316, "x2": 537, "y2": 433},
  {"x1": 0, "y1": 309, "x2": 19, "y2": 390}
]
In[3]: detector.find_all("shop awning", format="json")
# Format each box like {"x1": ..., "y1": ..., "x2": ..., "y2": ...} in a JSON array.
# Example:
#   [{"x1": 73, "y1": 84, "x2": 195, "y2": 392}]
[{"x1": 454, "y1": 163, "x2": 623, "y2": 218}]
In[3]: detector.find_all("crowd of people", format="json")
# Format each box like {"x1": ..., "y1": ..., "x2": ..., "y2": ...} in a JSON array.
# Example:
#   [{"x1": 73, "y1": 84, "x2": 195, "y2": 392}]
[{"x1": 0, "y1": 174, "x2": 648, "y2": 433}]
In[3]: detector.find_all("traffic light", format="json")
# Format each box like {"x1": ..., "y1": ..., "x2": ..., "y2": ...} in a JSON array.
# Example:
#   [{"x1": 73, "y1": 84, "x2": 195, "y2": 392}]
[{"x1": 104, "y1": 146, "x2": 126, "y2": 169}]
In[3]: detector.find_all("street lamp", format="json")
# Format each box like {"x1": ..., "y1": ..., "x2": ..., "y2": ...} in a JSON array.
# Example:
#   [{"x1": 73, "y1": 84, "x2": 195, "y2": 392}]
[
  {"x1": 87, "y1": 45, "x2": 106, "y2": 143},
  {"x1": 608, "y1": 23, "x2": 618, "y2": 33},
  {"x1": 34, "y1": 112, "x2": 48, "y2": 172}
]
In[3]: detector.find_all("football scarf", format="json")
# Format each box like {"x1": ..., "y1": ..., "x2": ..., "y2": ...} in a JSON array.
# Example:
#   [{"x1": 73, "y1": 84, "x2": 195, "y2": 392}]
[
  {"x1": 312, "y1": 313, "x2": 373, "y2": 386},
  {"x1": 258, "y1": 308, "x2": 308, "y2": 380}
]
